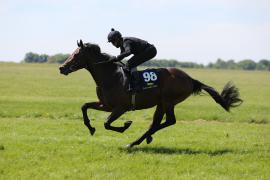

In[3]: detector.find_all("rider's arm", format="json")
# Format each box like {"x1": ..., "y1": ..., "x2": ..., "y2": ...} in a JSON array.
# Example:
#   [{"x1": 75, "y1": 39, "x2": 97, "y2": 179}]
[{"x1": 116, "y1": 41, "x2": 132, "y2": 61}]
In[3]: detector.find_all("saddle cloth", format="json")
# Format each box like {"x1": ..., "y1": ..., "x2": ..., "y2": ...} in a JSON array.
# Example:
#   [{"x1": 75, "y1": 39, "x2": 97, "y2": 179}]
[{"x1": 130, "y1": 69, "x2": 160, "y2": 91}]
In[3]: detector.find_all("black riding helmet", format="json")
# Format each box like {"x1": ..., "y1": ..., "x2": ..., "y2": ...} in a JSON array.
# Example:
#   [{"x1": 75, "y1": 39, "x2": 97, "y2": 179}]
[{"x1": 107, "y1": 28, "x2": 122, "y2": 42}]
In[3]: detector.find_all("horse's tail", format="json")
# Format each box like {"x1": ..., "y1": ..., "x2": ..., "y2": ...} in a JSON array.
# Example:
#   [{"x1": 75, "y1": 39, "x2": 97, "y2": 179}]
[{"x1": 192, "y1": 79, "x2": 243, "y2": 111}]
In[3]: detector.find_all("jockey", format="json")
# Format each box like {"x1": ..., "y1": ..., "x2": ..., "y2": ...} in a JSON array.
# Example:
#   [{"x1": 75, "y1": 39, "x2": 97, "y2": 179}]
[{"x1": 107, "y1": 28, "x2": 157, "y2": 73}]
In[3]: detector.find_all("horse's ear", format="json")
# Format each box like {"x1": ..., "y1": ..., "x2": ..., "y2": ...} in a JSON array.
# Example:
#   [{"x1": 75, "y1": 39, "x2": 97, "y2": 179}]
[
  {"x1": 77, "y1": 39, "x2": 84, "y2": 48},
  {"x1": 80, "y1": 39, "x2": 84, "y2": 48}
]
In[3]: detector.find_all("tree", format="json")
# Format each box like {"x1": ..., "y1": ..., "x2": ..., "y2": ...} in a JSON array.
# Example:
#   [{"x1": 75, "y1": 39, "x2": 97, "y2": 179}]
[
  {"x1": 23, "y1": 52, "x2": 48, "y2": 63},
  {"x1": 256, "y1": 59, "x2": 270, "y2": 70},
  {"x1": 214, "y1": 58, "x2": 228, "y2": 69},
  {"x1": 238, "y1": 59, "x2": 257, "y2": 70},
  {"x1": 47, "y1": 53, "x2": 70, "y2": 64},
  {"x1": 39, "y1": 54, "x2": 49, "y2": 63},
  {"x1": 226, "y1": 60, "x2": 237, "y2": 69}
]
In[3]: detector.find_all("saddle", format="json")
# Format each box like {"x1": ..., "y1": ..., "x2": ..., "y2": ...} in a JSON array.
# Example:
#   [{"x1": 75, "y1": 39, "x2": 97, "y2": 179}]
[{"x1": 126, "y1": 69, "x2": 160, "y2": 92}]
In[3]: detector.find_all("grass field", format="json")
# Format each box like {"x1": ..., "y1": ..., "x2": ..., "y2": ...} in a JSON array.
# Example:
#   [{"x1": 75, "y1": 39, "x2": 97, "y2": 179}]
[{"x1": 0, "y1": 63, "x2": 269, "y2": 179}]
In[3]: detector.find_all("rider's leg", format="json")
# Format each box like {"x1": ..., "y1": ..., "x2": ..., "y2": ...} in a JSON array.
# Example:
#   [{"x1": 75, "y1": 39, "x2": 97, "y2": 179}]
[
  {"x1": 126, "y1": 46, "x2": 157, "y2": 92},
  {"x1": 126, "y1": 45, "x2": 157, "y2": 69}
]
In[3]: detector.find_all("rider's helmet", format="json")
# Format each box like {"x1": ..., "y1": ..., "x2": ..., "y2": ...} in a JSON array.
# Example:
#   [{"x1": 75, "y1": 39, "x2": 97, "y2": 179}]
[{"x1": 107, "y1": 28, "x2": 122, "y2": 42}]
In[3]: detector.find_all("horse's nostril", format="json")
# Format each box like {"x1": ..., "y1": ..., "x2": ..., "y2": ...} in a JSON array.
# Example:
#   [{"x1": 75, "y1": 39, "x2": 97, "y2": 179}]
[
  {"x1": 59, "y1": 66, "x2": 69, "y2": 75},
  {"x1": 59, "y1": 66, "x2": 66, "y2": 72},
  {"x1": 59, "y1": 66, "x2": 66, "y2": 74}
]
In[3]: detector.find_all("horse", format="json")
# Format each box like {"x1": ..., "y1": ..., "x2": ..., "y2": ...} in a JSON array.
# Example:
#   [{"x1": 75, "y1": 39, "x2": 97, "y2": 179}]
[{"x1": 59, "y1": 40, "x2": 242, "y2": 148}]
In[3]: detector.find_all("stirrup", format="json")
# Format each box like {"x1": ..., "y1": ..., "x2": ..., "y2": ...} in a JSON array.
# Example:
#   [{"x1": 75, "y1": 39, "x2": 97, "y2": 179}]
[
  {"x1": 127, "y1": 83, "x2": 134, "y2": 92},
  {"x1": 131, "y1": 93, "x2": 136, "y2": 111}
]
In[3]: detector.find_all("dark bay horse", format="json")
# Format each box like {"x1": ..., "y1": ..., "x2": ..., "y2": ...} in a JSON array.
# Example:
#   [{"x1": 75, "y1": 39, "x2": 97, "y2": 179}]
[{"x1": 59, "y1": 40, "x2": 242, "y2": 148}]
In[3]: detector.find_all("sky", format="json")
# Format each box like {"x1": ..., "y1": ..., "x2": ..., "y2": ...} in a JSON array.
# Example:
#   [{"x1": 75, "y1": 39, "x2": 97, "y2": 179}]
[{"x1": 1, "y1": 0, "x2": 270, "y2": 64}]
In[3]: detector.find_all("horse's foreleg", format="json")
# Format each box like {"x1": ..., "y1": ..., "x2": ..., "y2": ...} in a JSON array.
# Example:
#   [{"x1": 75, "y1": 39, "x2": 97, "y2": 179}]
[
  {"x1": 127, "y1": 105, "x2": 164, "y2": 148},
  {"x1": 81, "y1": 102, "x2": 110, "y2": 135},
  {"x1": 104, "y1": 107, "x2": 132, "y2": 133}
]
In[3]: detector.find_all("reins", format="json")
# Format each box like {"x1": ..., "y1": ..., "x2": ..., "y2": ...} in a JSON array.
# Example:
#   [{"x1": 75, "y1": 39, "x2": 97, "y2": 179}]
[{"x1": 93, "y1": 60, "x2": 125, "y2": 67}]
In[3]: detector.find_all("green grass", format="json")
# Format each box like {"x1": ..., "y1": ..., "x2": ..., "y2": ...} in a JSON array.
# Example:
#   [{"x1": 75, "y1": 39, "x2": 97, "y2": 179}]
[
  {"x1": 1, "y1": 63, "x2": 269, "y2": 122},
  {"x1": 0, "y1": 63, "x2": 269, "y2": 179}
]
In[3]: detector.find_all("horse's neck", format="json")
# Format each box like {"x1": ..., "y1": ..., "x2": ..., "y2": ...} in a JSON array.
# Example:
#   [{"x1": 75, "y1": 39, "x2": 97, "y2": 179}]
[
  {"x1": 86, "y1": 56, "x2": 124, "y2": 89},
  {"x1": 89, "y1": 66, "x2": 123, "y2": 89}
]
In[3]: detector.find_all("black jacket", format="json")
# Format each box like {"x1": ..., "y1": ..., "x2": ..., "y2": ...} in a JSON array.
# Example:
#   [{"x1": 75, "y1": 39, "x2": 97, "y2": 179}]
[{"x1": 117, "y1": 37, "x2": 152, "y2": 61}]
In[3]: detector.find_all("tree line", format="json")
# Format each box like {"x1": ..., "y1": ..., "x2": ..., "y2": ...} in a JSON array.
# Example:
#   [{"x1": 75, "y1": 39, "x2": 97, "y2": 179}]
[
  {"x1": 22, "y1": 52, "x2": 270, "y2": 71},
  {"x1": 142, "y1": 58, "x2": 270, "y2": 71},
  {"x1": 23, "y1": 52, "x2": 69, "y2": 64}
]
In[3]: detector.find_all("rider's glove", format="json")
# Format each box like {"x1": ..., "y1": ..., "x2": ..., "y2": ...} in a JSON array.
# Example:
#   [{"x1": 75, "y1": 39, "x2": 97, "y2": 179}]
[{"x1": 109, "y1": 56, "x2": 118, "y2": 62}]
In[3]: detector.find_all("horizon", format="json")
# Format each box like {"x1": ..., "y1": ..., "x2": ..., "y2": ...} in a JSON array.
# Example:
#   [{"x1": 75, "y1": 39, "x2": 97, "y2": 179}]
[
  {"x1": 1, "y1": 55, "x2": 268, "y2": 66},
  {"x1": 1, "y1": 0, "x2": 270, "y2": 64}
]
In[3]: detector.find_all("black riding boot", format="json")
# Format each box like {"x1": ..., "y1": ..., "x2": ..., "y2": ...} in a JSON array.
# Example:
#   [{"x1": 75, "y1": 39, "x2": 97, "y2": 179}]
[
  {"x1": 124, "y1": 64, "x2": 140, "y2": 92},
  {"x1": 123, "y1": 65, "x2": 133, "y2": 92},
  {"x1": 132, "y1": 71, "x2": 140, "y2": 92}
]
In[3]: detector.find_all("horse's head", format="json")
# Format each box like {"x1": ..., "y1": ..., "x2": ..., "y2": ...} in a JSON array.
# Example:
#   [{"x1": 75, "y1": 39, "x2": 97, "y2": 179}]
[{"x1": 59, "y1": 40, "x2": 101, "y2": 75}]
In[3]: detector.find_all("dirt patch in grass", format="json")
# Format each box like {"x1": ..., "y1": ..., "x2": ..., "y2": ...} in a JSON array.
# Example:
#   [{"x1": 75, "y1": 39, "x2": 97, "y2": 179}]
[{"x1": 180, "y1": 119, "x2": 226, "y2": 124}]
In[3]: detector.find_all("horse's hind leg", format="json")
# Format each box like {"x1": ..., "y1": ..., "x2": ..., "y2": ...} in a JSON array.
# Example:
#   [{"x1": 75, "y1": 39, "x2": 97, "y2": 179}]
[
  {"x1": 152, "y1": 104, "x2": 176, "y2": 133},
  {"x1": 146, "y1": 104, "x2": 176, "y2": 144},
  {"x1": 128, "y1": 103, "x2": 176, "y2": 148},
  {"x1": 82, "y1": 102, "x2": 110, "y2": 135},
  {"x1": 127, "y1": 104, "x2": 164, "y2": 148}
]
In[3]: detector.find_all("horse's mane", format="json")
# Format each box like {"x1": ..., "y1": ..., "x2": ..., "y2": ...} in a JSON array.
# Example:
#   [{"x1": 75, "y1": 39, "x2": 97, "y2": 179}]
[{"x1": 84, "y1": 43, "x2": 112, "y2": 61}]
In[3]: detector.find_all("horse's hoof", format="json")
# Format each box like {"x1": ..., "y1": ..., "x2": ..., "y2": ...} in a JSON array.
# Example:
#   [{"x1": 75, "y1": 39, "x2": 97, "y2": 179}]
[
  {"x1": 146, "y1": 136, "x2": 153, "y2": 144},
  {"x1": 90, "y1": 128, "x2": 96, "y2": 136},
  {"x1": 124, "y1": 120, "x2": 133, "y2": 129},
  {"x1": 126, "y1": 144, "x2": 133, "y2": 149}
]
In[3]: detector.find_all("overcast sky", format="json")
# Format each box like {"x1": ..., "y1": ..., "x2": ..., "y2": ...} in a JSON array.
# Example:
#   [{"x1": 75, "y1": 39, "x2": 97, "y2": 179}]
[{"x1": 1, "y1": 0, "x2": 269, "y2": 64}]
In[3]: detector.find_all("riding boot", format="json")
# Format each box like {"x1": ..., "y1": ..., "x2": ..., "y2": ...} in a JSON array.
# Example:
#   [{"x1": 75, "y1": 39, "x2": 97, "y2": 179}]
[
  {"x1": 130, "y1": 67, "x2": 139, "y2": 92},
  {"x1": 127, "y1": 74, "x2": 133, "y2": 92},
  {"x1": 123, "y1": 65, "x2": 133, "y2": 92},
  {"x1": 132, "y1": 71, "x2": 140, "y2": 91}
]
